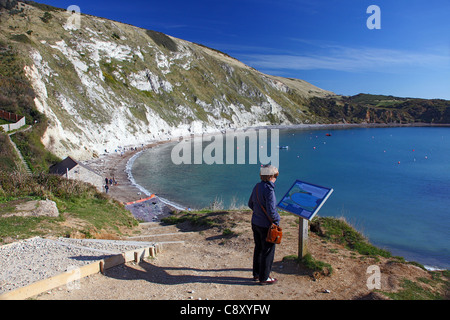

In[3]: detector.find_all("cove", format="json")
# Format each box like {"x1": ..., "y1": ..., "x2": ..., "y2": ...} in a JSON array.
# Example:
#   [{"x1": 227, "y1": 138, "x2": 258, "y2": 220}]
[{"x1": 131, "y1": 126, "x2": 450, "y2": 270}]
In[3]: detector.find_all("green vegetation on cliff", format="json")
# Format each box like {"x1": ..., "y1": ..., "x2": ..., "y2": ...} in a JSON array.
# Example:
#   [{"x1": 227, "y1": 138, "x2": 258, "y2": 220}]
[
  {"x1": 0, "y1": 133, "x2": 19, "y2": 171},
  {"x1": 0, "y1": 37, "x2": 59, "y2": 172}
]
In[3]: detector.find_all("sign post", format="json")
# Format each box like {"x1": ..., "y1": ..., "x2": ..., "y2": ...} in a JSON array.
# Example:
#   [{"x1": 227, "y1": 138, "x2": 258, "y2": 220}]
[
  {"x1": 277, "y1": 179, "x2": 333, "y2": 259},
  {"x1": 298, "y1": 217, "x2": 309, "y2": 258}
]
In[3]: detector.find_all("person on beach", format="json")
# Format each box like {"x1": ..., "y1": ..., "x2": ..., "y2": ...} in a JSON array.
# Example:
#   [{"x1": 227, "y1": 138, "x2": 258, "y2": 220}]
[
  {"x1": 248, "y1": 165, "x2": 280, "y2": 285},
  {"x1": 105, "y1": 184, "x2": 109, "y2": 193}
]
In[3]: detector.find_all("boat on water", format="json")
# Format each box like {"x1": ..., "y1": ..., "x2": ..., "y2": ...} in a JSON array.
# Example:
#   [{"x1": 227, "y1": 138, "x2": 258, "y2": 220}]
[{"x1": 279, "y1": 146, "x2": 289, "y2": 149}]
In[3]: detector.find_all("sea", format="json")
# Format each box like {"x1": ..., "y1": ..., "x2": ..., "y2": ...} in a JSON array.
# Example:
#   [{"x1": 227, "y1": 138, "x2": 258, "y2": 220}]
[{"x1": 130, "y1": 126, "x2": 450, "y2": 270}]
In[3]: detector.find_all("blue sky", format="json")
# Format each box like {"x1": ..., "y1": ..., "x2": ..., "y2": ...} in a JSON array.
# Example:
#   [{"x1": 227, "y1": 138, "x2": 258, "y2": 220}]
[{"x1": 39, "y1": 0, "x2": 449, "y2": 99}]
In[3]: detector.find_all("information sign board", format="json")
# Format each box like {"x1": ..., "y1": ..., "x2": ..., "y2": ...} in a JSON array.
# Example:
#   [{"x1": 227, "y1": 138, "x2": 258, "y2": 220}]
[{"x1": 277, "y1": 180, "x2": 333, "y2": 221}]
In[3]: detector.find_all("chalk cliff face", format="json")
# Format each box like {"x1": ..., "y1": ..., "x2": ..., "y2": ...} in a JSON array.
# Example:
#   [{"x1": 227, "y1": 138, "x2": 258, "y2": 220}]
[{"x1": 1, "y1": 2, "x2": 334, "y2": 160}]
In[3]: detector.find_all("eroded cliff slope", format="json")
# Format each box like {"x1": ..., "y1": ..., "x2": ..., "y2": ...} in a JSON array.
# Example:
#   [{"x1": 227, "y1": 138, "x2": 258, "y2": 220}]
[{"x1": 1, "y1": 1, "x2": 333, "y2": 160}]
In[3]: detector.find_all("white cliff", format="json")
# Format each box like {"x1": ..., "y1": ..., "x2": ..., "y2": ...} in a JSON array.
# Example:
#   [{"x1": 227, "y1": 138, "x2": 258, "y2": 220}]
[{"x1": 2, "y1": 2, "x2": 334, "y2": 160}]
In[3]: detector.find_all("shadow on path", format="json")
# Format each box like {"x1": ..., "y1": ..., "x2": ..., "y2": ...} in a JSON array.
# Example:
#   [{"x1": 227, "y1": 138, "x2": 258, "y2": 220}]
[{"x1": 104, "y1": 260, "x2": 256, "y2": 286}]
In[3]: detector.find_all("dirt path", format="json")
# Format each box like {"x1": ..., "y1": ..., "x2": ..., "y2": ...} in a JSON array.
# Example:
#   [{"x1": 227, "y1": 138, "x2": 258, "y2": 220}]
[{"x1": 35, "y1": 212, "x2": 437, "y2": 301}]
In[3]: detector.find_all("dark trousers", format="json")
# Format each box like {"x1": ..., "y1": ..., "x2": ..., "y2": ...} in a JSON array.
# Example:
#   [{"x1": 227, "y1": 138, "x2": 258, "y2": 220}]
[{"x1": 252, "y1": 224, "x2": 276, "y2": 281}]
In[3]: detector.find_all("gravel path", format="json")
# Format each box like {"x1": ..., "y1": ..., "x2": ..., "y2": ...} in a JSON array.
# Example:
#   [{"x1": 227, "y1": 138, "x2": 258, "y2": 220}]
[{"x1": 0, "y1": 237, "x2": 156, "y2": 295}]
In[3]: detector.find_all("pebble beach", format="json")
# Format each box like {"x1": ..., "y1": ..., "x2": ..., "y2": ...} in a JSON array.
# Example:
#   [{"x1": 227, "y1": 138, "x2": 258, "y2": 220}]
[{"x1": 82, "y1": 139, "x2": 182, "y2": 221}]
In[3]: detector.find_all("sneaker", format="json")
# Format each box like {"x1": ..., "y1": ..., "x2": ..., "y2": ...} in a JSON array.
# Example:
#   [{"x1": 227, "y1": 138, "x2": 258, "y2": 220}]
[{"x1": 260, "y1": 277, "x2": 278, "y2": 285}]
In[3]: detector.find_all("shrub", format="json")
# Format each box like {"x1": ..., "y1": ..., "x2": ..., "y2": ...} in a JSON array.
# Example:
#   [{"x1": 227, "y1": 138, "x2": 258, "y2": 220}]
[
  {"x1": 0, "y1": 171, "x2": 98, "y2": 202},
  {"x1": 0, "y1": 0, "x2": 18, "y2": 10},
  {"x1": 40, "y1": 11, "x2": 52, "y2": 23},
  {"x1": 283, "y1": 253, "x2": 333, "y2": 277},
  {"x1": 146, "y1": 30, "x2": 178, "y2": 52}
]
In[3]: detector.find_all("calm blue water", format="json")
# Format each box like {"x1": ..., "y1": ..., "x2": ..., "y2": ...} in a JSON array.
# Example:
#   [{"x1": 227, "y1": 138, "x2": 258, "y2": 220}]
[{"x1": 132, "y1": 127, "x2": 450, "y2": 269}]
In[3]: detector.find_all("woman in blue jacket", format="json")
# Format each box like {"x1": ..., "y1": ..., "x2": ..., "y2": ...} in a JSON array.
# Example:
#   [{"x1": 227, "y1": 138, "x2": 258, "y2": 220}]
[{"x1": 248, "y1": 165, "x2": 280, "y2": 285}]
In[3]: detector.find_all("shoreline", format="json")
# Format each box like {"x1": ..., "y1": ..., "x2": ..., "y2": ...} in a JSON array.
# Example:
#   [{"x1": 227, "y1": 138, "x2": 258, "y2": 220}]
[
  {"x1": 82, "y1": 139, "x2": 176, "y2": 205},
  {"x1": 83, "y1": 138, "x2": 189, "y2": 221},
  {"x1": 83, "y1": 121, "x2": 449, "y2": 207},
  {"x1": 124, "y1": 150, "x2": 187, "y2": 211}
]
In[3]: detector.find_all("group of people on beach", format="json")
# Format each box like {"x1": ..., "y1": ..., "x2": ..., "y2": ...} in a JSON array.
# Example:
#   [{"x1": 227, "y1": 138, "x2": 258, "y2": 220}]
[{"x1": 104, "y1": 177, "x2": 117, "y2": 193}]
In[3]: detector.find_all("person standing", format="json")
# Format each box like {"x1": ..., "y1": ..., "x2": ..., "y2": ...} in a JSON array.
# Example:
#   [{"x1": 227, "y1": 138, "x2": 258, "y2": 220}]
[{"x1": 248, "y1": 165, "x2": 280, "y2": 285}]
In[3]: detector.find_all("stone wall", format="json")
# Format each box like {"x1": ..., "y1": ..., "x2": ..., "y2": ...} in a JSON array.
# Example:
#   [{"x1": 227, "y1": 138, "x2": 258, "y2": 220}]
[{"x1": 0, "y1": 110, "x2": 26, "y2": 132}]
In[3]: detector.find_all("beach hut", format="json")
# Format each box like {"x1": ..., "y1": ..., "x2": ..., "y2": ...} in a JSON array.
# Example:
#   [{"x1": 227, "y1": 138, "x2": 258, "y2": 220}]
[{"x1": 49, "y1": 156, "x2": 104, "y2": 191}]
